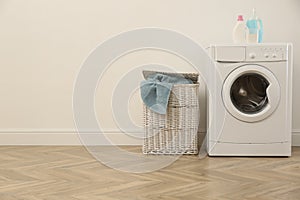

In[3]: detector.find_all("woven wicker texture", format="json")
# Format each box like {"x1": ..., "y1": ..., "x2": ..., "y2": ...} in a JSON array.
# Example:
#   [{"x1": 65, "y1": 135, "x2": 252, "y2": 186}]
[{"x1": 142, "y1": 72, "x2": 200, "y2": 154}]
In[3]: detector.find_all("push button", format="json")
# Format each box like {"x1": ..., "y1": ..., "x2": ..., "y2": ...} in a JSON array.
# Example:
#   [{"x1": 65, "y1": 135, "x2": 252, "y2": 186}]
[{"x1": 249, "y1": 53, "x2": 256, "y2": 59}]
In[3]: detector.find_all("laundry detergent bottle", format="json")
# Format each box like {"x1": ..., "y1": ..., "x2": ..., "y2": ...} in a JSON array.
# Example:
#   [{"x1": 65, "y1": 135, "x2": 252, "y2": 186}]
[
  {"x1": 232, "y1": 15, "x2": 248, "y2": 44},
  {"x1": 246, "y1": 9, "x2": 263, "y2": 43}
]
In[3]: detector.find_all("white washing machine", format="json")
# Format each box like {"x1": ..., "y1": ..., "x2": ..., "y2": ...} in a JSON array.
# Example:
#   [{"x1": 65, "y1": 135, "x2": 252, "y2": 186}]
[{"x1": 208, "y1": 44, "x2": 293, "y2": 156}]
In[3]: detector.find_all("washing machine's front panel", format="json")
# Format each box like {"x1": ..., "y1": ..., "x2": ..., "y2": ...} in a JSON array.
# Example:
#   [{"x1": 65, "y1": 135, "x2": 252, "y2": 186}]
[
  {"x1": 222, "y1": 64, "x2": 280, "y2": 123},
  {"x1": 208, "y1": 44, "x2": 292, "y2": 156},
  {"x1": 214, "y1": 61, "x2": 290, "y2": 144}
]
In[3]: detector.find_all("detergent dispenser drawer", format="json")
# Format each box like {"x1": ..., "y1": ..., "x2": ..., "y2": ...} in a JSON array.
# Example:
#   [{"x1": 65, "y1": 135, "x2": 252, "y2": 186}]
[{"x1": 214, "y1": 46, "x2": 246, "y2": 62}]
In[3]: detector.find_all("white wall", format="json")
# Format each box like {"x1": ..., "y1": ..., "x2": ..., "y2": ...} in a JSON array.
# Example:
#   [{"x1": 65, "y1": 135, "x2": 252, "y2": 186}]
[{"x1": 0, "y1": 0, "x2": 299, "y2": 145}]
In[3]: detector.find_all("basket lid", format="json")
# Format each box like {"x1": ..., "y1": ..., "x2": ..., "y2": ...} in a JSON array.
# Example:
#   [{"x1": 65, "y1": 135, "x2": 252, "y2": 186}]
[{"x1": 142, "y1": 70, "x2": 199, "y2": 84}]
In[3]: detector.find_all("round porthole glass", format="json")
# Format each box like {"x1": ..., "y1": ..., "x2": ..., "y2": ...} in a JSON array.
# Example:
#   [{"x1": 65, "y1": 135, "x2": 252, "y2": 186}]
[{"x1": 230, "y1": 73, "x2": 269, "y2": 114}]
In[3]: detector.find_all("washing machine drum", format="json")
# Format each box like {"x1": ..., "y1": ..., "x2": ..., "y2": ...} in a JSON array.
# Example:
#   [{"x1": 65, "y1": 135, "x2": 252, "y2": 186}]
[{"x1": 222, "y1": 65, "x2": 280, "y2": 122}]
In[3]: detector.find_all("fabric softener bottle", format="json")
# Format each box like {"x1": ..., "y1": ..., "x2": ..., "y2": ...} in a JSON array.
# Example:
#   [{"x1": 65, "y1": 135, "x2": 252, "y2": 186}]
[{"x1": 246, "y1": 9, "x2": 263, "y2": 43}]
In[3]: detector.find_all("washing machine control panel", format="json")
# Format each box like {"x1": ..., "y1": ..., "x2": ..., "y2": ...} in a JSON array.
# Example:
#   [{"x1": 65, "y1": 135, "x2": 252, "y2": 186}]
[{"x1": 245, "y1": 45, "x2": 287, "y2": 62}]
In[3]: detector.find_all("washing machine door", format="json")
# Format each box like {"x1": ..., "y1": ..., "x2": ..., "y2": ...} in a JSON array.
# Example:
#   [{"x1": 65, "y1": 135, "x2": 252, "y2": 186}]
[{"x1": 222, "y1": 64, "x2": 280, "y2": 122}]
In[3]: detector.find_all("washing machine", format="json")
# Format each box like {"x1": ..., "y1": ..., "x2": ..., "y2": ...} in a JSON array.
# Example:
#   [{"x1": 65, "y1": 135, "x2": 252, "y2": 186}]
[{"x1": 207, "y1": 44, "x2": 293, "y2": 156}]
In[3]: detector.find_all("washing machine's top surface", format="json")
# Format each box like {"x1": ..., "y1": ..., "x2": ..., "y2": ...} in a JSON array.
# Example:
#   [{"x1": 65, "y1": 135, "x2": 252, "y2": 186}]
[{"x1": 210, "y1": 44, "x2": 289, "y2": 62}]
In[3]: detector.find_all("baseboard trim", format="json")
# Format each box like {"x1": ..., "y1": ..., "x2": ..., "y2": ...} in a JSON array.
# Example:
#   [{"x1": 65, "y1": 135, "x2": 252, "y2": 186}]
[
  {"x1": 0, "y1": 132, "x2": 143, "y2": 145},
  {"x1": 0, "y1": 130, "x2": 299, "y2": 146},
  {"x1": 292, "y1": 130, "x2": 300, "y2": 146}
]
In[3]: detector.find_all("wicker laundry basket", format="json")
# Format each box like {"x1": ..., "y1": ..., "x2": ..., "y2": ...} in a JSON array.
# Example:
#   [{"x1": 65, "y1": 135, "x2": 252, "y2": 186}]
[{"x1": 142, "y1": 71, "x2": 200, "y2": 154}]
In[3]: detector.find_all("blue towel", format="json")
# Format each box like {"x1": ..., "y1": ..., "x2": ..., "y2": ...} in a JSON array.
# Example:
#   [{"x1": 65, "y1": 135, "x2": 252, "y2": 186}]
[{"x1": 140, "y1": 73, "x2": 192, "y2": 114}]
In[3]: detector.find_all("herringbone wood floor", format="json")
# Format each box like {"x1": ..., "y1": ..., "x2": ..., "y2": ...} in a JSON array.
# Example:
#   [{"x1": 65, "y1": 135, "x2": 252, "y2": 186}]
[{"x1": 0, "y1": 146, "x2": 299, "y2": 200}]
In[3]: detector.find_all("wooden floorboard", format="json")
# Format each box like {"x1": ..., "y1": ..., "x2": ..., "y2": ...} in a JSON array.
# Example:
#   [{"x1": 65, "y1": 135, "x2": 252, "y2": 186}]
[{"x1": 0, "y1": 146, "x2": 299, "y2": 200}]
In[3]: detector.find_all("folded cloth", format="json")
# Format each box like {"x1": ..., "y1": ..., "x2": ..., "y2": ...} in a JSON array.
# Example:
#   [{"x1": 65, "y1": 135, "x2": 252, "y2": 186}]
[{"x1": 140, "y1": 73, "x2": 192, "y2": 114}]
